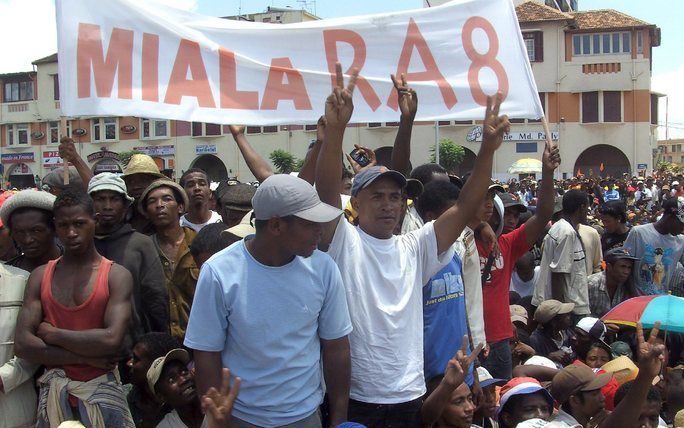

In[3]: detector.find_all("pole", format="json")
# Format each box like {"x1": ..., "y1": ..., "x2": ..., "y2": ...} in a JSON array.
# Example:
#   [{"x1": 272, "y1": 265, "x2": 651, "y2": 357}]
[
  {"x1": 60, "y1": 117, "x2": 69, "y2": 185},
  {"x1": 541, "y1": 116, "x2": 555, "y2": 177},
  {"x1": 434, "y1": 121, "x2": 440, "y2": 165}
]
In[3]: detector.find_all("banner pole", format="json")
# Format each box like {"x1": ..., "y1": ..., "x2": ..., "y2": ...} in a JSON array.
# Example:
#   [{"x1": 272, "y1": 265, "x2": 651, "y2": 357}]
[
  {"x1": 541, "y1": 116, "x2": 555, "y2": 179},
  {"x1": 434, "y1": 121, "x2": 440, "y2": 166},
  {"x1": 60, "y1": 117, "x2": 70, "y2": 185}
]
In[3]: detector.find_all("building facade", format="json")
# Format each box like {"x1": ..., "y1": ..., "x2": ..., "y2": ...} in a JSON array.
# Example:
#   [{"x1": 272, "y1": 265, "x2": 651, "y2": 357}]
[
  {"x1": 0, "y1": 2, "x2": 661, "y2": 188},
  {"x1": 657, "y1": 139, "x2": 684, "y2": 166}
]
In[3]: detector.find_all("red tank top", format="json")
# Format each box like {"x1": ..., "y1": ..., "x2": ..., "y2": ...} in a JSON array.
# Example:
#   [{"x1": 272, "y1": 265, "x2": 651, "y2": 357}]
[{"x1": 40, "y1": 257, "x2": 113, "y2": 381}]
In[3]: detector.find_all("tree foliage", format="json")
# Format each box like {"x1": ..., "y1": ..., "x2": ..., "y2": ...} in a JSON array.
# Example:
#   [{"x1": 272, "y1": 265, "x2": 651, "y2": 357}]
[
  {"x1": 269, "y1": 149, "x2": 300, "y2": 174},
  {"x1": 117, "y1": 150, "x2": 144, "y2": 169},
  {"x1": 429, "y1": 138, "x2": 466, "y2": 174}
]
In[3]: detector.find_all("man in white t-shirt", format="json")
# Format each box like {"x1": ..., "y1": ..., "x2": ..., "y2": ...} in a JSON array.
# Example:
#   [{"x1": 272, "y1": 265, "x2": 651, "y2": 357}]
[
  {"x1": 533, "y1": 190, "x2": 590, "y2": 319},
  {"x1": 179, "y1": 168, "x2": 222, "y2": 232},
  {"x1": 314, "y1": 67, "x2": 509, "y2": 426}
]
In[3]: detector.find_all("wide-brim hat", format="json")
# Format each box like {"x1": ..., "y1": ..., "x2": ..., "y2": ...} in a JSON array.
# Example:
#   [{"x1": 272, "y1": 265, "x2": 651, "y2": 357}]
[
  {"x1": 138, "y1": 179, "x2": 189, "y2": 216},
  {"x1": 122, "y1": 154, "x2": 166, "y2": 179},
  {"x1": 222, "y1": 211, "x2": 255, "y2": 239},
  {"x1": 0, "y1": 189, "x2": 56, "y2": 226}
]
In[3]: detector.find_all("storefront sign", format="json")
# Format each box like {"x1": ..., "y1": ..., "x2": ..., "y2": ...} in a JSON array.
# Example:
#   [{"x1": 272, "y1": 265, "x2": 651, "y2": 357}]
[
  {"x1": 43, "y1": 151, "x2": 65, "y2": 167},
  {"x1": 134, "y1": 145, "x2": 175, "y2": 157},
  {"x1": 466, "y1": 126, "x2": 559, "y2": 143},
  {"x1": 637, "y1": 163, "x2": 648, "y2": 170},
  {"x1": 195, "y1": 144, "x2": 217, "y2": 155},
  {"x1": 87, "y1": 149, "x2": 119, "y2": 162},
  {"x1": 2, "y1": 152, "x2": 35, "y2": 164}
]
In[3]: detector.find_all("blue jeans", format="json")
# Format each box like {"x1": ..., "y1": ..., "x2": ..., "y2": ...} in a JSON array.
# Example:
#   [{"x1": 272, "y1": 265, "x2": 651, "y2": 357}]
[{"x1": 483, "y1": 339, "x2": 512, "y2": 380}]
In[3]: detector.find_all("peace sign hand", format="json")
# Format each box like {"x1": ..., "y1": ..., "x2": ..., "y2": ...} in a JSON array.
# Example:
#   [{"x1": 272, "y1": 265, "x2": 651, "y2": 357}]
[
  {"x1": 202, "y1": 368, "x2": 242, "y2": 428},
  {"x1": 325, "y1": 63, "x2": 358, "y2": 131},
  {"x1": 443, "y1": 335, "x2": 484, "y2": 389},
  {"x1": 481, "y1": 92, "x2": 509, "y2": 153},
  {"x1": 391, "y1": 73, "x2": 417, "y2": 120},
  {"x1": 636, "y1": 321, "x2": 666, "y2": 379},
  {"x1": 542, "y1": 139, "x2": 561, "y2": 173}
]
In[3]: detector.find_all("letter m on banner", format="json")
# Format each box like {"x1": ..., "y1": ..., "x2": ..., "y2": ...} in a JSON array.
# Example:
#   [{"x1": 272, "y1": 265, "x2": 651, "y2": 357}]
[{"x1": 77, "y1": 23, "x2": 134, "y2": 99}]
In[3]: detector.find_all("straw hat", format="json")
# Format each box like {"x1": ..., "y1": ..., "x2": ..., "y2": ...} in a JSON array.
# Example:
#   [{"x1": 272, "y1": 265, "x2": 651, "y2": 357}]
[
  {"x1": 122, "y1": 154, "x2": 166, "y2": 179},
  {"x1": 601, "y1": 356, "x2": 638, "y2": 385}
]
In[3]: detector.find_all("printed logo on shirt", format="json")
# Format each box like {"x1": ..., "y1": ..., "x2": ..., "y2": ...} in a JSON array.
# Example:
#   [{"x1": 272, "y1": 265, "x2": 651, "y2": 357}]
[
  {"x1": 426, "y1": 272, "x2": 464, "y2": 305},
  {"x1": 479, "y1": 254, "x2": 504, "y2": 284},
  {"x1": 640, "y1": 245, "x2": 674, "y2": 294}
]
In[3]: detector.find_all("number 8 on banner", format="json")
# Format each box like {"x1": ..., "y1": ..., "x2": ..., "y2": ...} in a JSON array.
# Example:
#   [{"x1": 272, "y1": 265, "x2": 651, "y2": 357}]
[{"x1": 462, "y1": 17, "x2": 509, "y2": 106}]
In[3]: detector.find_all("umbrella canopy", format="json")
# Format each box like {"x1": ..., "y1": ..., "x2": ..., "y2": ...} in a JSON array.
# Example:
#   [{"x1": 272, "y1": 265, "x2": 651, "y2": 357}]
[
  {"x1": 508, "y1": 158, "x2": 542, "y2": 174},
  {"x1": 601, "y1": 295, "x2": 684, "y2": 333}
]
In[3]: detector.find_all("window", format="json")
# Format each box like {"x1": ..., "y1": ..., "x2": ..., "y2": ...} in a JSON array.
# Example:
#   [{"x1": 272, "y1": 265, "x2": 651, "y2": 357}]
[
  {"x1": 622, "y1": 33, "x2": 631, "y2": 53},
  {"x1": 582, "y1": 91, "x2": 623, "y2": 123},
  {"x1": 93, "y1": 117, "x2": 118, "y2": 142},
  {"x1": 509, "y1": 118, "x2": 525, "y2": 124},
  {"x1": 573, "y1": 32, "x2": 632, "y2": 56},
  {"x1": 7, "y1": 123, "x2": 29, "y2": 146},
  {"x1": 522, "y1": 32, "x2": 543, "y2": 62},
  {"x1": 141, "y1": 118, "x2": 168, "y2": 139},
  {"x1": 637, "y1": 31, "x2": 643, "y2": 54},
  {"x1": 651, "y1": 93, "x2": 658, "y2": 125},
  {"x1": 49, "y1": 121, "x2": 71, "y2": 144},
  {"x1": 3, "y1": 80, "x2": 33, "y2": 102},
  {"x1": 53, "y1": 75, "x2": 59, "y2": 101},
  {"x1": 246, "y1": 126, "x2": 262, "y2": 134},
  {"x1": 582, "y1": 91, "x2": 599, "y2": 123},
  {"x1": 516, "y1": 143, "x2": 538, "y2": 153},
  {"x1": 438, "y1": 121, "x2": 451, "y2": 126},
  {"x1": 262, "y1": 126, "x2": 278, "y2": 133},
  {"x1": 368, "y1": 122, "x2": 382, "y2": 128},
  {"x1": 453, "y1": 120, "x2": 473, "y2": 125},
  {"x1": 603, "y1": 91, "x2": 622, "y2": 122},
  {"x1": 304, "y1": 124, "x2": 318, "y2": 131},
  {"x1": 191, "y1": 122, "x2": 222, "y2": 137}
]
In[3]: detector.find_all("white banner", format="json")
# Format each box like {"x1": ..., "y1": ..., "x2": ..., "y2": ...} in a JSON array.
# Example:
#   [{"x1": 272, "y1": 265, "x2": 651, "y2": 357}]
[{"x1": 56, "y1": 0, "x2": 542, "y2": 125}]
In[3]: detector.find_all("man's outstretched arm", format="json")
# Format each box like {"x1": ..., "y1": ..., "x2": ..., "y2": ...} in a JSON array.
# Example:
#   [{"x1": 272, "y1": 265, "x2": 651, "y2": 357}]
[
  {"x1": 434, "y1": 94, "x2": 509, "y2": 254},
  {"x1": 523, "y1": 140, "x2": 560, "y2": 246},
  {"x1": 390, "y1": 74, "x2": 417, "y2": 177},
  {"x1": 229, "y1": 125, "x2": 273, "y2": 182}
]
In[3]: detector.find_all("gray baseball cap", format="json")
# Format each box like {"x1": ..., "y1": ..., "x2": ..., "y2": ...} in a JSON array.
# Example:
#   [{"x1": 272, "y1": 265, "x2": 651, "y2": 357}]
[
  {"x1": 252, "y1": 174, "x2": 342, "y2": 222},
  {"x1": 351, "y1": 166, "x2": 407, "y2": 197}
]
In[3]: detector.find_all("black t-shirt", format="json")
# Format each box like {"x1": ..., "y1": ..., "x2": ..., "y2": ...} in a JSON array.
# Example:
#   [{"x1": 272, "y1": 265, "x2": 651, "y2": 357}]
[{"x1": 601, "y1": 229, "x2": 630, "y2": 253}]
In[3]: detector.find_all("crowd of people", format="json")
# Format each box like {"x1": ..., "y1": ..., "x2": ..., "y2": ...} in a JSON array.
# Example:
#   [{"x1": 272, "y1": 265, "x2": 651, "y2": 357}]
[{"x1": 1, "y1": 67, "x2": 683, "y2": 428}]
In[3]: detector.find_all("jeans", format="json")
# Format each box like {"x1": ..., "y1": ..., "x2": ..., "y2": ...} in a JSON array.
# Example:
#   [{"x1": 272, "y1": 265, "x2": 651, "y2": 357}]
[
  {"x1": 483, "y1": 339, "x2": 512, "y2": 380},
  {"x1": 347, "y1": 397, "x2": 422, "y2": 428}
]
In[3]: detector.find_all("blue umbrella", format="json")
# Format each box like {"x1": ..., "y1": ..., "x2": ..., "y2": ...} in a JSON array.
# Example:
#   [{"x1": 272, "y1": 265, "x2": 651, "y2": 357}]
[{"x1": 640, "y1": 294, "x2": 684, "y2": 333}]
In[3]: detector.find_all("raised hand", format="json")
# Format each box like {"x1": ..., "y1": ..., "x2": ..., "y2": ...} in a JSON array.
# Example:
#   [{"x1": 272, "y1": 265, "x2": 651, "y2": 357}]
[
  {"x1": 345, "y1": 144, "x2": 377, "y2": 174},
  {"x1": 58, "y1": 137, "x2": 78, "y2": 163},
  {"x1": 636, "y1": 321, "x2": 666, "y2": 379},
  {"x1": 316, "y1": 116, "x2": 327, "y2": 143},
  {"x1": 443, "y1": 335, "x2": 483, "y2": 388},
  {"x1": 202, "y1": 368, "x2": 242, "y2": 428},
  {"x1": 542, "y1": 139, "x2": 561, "y2": 172},
  {"x1": 481, "y1": 93, "x2": 509, "y2": 153},
  {"x1": 325, "y1": 63, "x2": 358, "y2": 130},
  {"x1": 228, "y1": 125, "x2": 245, "y2": 140},
  {"x1": 391, "y1": 73, "x2": 417, "y2": 120}
]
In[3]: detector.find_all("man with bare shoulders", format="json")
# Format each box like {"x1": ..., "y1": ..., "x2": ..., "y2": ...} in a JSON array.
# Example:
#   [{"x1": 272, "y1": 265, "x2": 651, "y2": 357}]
[{"x1": 14, "y1": 188, "x2": 134, "y2": 428}]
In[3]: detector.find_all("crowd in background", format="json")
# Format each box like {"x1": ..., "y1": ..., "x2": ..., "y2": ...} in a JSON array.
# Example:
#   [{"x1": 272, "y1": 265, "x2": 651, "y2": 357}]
[{"x1": 0, "y1": 69, "x2": 682, "y2": 428}]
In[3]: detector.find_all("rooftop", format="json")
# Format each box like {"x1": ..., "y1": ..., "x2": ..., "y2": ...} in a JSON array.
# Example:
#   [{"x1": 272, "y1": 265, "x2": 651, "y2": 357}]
[
  {"x1": 571, "y1": 9, "x2": 653, "y2": 30},
  {"x1": 515, "y1": 0, "x2": 573, "y2": 23},
  {"x1": 32, "y1": 53, "x2": 58, "y2": 65}
]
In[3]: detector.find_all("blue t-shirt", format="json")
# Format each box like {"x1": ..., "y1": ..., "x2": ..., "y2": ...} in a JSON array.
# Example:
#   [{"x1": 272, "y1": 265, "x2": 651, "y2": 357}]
[
  {"x1": 423, "y1": 255, "x2": 473, "y2": 385},
  {"x1": 184, "y1": 239, "x2": 352, "y2": 427}
]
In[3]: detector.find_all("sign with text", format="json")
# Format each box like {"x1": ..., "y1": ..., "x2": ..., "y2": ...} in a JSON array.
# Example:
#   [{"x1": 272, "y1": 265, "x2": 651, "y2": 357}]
[
  {"x1": 43, "y1": 151, "x2": 65, "y2": 167},
  {"x1": 195, "y1": 144, "x2": 217, "y2": 155},
  {"x1": 87, "y1": 150, "x2": 119, "y2": 162},
  {"x1": 466, "y1": 126, "x2": 559, "y2": 143},
  {"x1": 2, "y1": 153, "x2": 35, "y2": 164},
  {"x1": 134, "y1": 145, "x2": 175, "y2": 156},
  {"x1": 56, "y1": 0, "x2": 543, "y2": 125}
]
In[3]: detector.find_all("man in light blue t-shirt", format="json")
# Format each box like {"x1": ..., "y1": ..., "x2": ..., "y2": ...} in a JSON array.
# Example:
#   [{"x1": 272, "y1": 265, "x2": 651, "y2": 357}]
[{"x1": 184, "y1": 174, "x2": 352, "y2": 428}]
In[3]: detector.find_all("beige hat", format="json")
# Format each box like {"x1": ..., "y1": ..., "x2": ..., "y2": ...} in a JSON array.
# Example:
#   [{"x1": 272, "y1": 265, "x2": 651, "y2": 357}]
[
  {"x1": 122, "y1": 154, "x2": 166, "y2": 179},
  {"x1": 601, "y1": 356, "x2": 638, "y2": 386},
  {"x1": 510, "y1": 304, "x2": 529, "y2": 325},
  {"x1": 222, "y1": 210, "x2": 255, "y2": 239},
  {"x1": 139, "y1": 179, "x2": 189, "y2": 215},
  {"x1": 534, "y1": 299, "x2": 575, "y2": 324},
  {"x1": 675, "y1": 409, "x2": 684, "y2": 428},
  {"x1": 146, "y1": 348, "x2": 190, "y2": 395}
]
